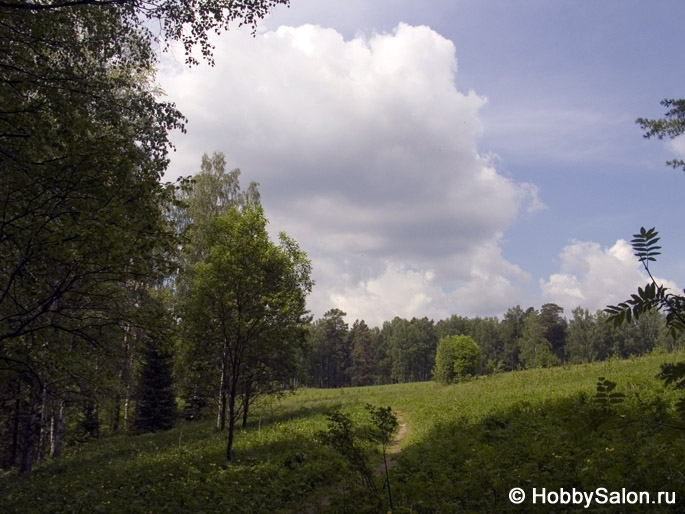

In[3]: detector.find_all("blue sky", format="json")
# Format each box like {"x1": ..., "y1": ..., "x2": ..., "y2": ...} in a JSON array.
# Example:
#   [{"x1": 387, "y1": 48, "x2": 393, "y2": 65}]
[{"x1": 159, "y1": 0, "x2": 685, "y2": 325}]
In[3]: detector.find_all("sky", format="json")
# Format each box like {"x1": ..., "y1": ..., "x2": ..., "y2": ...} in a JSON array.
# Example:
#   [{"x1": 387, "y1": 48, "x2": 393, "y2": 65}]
[{"x1": 158, "y1": 0, "x2": 685, "y2": 326}]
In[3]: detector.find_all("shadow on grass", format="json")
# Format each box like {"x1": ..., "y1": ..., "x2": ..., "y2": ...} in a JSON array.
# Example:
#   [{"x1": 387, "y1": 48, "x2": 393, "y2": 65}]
[
  {"x1": 24, "y1": 401, "x2": 346, "y2": 475},
  {"x1": 391, "y1": 393, "x2": 685, "y2": 513},
  {"x1": 0, "y1": 401, "x2": 352, "y2": 514}
]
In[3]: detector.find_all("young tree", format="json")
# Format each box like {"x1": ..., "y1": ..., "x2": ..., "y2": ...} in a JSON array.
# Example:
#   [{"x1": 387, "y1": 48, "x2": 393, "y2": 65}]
[
  {"x1": 179, "y1": 206, "x2": 311, "y2": 462},
  {"x1": 172, "y1": 152, "x2": 261, "y2": 418}
]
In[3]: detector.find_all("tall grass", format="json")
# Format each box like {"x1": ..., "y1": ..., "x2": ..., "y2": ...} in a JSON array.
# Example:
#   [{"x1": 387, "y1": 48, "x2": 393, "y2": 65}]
[{"x1": 1, "y1": 350, "x2": 683, "y2": 513}]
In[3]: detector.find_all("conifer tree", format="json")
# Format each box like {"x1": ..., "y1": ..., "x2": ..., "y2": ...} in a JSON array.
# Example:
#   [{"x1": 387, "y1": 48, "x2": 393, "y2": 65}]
[{"x1": 133, "y1": 341, "x2": 177, "y2": 433}]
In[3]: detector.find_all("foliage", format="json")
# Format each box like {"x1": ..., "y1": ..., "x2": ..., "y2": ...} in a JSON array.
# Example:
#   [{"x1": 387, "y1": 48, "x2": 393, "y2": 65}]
[
  {"x1": 606, "y1": 227, "x2": 685, "y2": 337},
  {"x1": 317, "y1": 410, "x2": 377, "y2": 495},
  {"x1": 317, "y1": 403, "x2": 399, "y2": 510},
  {"x1": 498, "y1": 305, "x2": 531, "y2": 370},
  {"x1": 605, "y1": 227, "x2": 685, "y2": 426},
  {"x1": 0, "y1": 2, "x2": 182, "y2": 346},
  {"x1": 172, "y1": 152, "x2": 262, "y2": 412},
  {"x1": 303, "y1": 302, "x2": 672, "y2": 390},
  {"x1": 178, "y1": 205, "x2": 312, "y2": 462},
  {"x1": 384, "y1": 316, "x2": 437, "y2": 383},
  {"x1": 636, "y1": 98, "x2": 685, "y2": 171},
  {"x1": 305, "y1": 309, "x2": 350, "y2": 388},
  {"x1": 659, "y1": 363, "x2": 685, "y2": 422},
  {"x1": 349, "y1": 320, "x2": 380, "y2": 387},
  {"x1": 433, "y1": 335, "x2": 480, "y2": 384},
  {"x1": 518, "y1": 310, "x2": 560, "y2": 369},
  {"x1": 2, "y1": 0, "x2": 290, "y2": 66},
  {"x1": 539, "y1": 303, "x2": 567, "y2": 360},
  {"x1": 133, "y1": 339, "x2": 177, "y2": 433},
  {"x1": 365, "y1": 403, "x2": 398, "y2": 511},
  {"x1": 565, "y1": 307, "x2": 600, "y2": 363},
  {"x1": 1, "y1": 0, "x2": 289, "y2": 474}
]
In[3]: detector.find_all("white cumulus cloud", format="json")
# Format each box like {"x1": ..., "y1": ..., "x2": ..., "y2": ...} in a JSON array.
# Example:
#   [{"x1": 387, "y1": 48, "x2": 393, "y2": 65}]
[
  {"x1": 540, "y1": 239, "x2": 680, "y2": 314},
  {"x1": 159, "y1": 23, "x2": 542, "y2": 324}
]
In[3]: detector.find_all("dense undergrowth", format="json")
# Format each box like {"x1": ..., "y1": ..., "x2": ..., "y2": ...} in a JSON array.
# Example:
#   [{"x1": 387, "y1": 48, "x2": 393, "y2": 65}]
[{"x1": 2, "y1": 351, "x2": 684, "y2": 513}]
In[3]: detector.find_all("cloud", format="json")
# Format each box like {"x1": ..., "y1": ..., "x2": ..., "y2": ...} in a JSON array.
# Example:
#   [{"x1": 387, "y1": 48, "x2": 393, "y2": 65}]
[
  {"x1": 323, "y1": 240, "x2": 530, "y2": 326},
  {"x1": 159, "y1": 23, "x2": 542, "y2": 324},
  {"x1": 540, "y1": 239, "x2": 680, "y2": 314},
  {"x1": 668, "y1": 134, "x2": 685, "y2": 160}
]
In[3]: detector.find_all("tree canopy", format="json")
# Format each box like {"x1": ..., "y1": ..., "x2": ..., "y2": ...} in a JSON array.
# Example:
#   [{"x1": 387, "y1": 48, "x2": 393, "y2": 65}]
[{"x1": 0, "y1": 0, "x2": 290, "y2": 65}]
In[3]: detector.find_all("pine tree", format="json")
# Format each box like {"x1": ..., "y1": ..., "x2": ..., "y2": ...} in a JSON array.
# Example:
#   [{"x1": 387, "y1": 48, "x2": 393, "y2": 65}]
[{"x1": 133, "y1": 341, "x2": 177, "y2": 432}]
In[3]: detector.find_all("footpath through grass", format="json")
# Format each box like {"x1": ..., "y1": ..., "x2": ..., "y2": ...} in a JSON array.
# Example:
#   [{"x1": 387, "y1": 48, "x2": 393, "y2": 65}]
[{"x1": 2, "y1": 351, "x2": 684, "y2": 512}]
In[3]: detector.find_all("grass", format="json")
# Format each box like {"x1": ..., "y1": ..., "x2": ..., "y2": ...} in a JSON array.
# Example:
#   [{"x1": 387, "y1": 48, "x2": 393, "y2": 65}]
[{"x1": 2, "y1": 350, "x2": 685, "y2": 513}]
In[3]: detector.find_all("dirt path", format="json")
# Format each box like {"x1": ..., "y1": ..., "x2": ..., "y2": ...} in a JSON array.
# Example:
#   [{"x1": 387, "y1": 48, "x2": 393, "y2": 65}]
[
  {"x1": 374, "y1": 413, "x2": 407, "y2": 474},
  {"x1": 300, "y1": 412, "x2": 408, "y2": 514}
]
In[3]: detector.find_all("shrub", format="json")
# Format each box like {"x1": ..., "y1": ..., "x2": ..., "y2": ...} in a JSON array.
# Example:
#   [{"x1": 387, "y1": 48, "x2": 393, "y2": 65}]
[{"x1": 433, "y1": 335, "x2": 481, "y2": 384}]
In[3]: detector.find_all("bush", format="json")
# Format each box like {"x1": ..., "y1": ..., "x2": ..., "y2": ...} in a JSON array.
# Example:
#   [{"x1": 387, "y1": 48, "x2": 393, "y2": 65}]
[{"x1": 433, "y1": 335, "x2": 481, "y2": 384}]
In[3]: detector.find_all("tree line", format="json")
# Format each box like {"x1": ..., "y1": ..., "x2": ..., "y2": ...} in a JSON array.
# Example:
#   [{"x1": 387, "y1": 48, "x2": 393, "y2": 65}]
[{"x1": 304, "y1": 304, "x2": 682, "y2": 388}]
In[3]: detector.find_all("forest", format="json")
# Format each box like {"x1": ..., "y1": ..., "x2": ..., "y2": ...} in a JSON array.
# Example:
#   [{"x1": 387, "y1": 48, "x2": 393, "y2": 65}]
[
  {"x1": 304, "y1": 304, "x2": 680, "y2": 389},
  {"x1": 2, "y1": 1, "x2": 685, "y2": 512}
]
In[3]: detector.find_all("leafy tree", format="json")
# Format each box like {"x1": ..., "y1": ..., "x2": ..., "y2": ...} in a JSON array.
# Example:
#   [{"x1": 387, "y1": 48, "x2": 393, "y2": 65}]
[
  {"x1": 539, "y1": 303, "x2": 567, "y2": 360},
  {"x1": 434, "y1": 315, "x2": 471, "y2": 340},
  {"x1": 318, "y1": 404, "x2": 399, "y2": 510},
  {"x1": 498, "y1": 305, "x2": 533, "y2": 370},
  {"x1": 591, "y1": 310, "x2": 618, "y2": 361},
  {"x1": 179, "y1": 206, "x2": 311, "y2": 462},
  {"x1": 612, "y1": 309, "x2": 663, "y2": 358},
  {"x1": 565, "y1": 307, "x2": 599, "y2": 364},
  {"x1": 318, "y1": 411, "x2": 377, "y2": 495},
  {"x1": 433, "y1": 335, "x2": 480, "y2": 384},
  {"x1": 468, "y1": 317, "x2": 502, "y2": 373},
  {"x1": 518, "y1": 310, "x2": 559, "y2": 369},
  {"x1": 1, "y1": 3, "x2": 181, "y2": 347},
  {"x1": 1, "y1": 6, "x2": 183, "y2": 472},
  {"x1": 172, "y1": 151, "x2": 260, "y2": 246},
  {"x1": 172, "y1": 152, "x2": 261, "y2": 415}
]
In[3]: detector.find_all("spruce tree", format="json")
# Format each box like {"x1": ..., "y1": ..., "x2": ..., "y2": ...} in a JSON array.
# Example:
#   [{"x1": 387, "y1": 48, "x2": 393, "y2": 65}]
[{"x1": 133, "y1": 340, "x2": 177, "y2": 432}]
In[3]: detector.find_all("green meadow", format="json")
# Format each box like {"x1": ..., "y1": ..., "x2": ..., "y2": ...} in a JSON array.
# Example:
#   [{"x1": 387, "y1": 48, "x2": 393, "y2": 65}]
[{"x1": 2, "y1": 350, "x2": 684, "y2": 513}]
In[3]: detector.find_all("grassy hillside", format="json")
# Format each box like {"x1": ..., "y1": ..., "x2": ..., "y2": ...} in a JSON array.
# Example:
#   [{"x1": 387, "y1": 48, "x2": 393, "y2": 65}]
[{"x1": 2, "y1": 351, "x2": 684, "y2": 513}]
